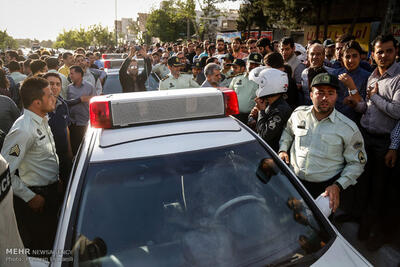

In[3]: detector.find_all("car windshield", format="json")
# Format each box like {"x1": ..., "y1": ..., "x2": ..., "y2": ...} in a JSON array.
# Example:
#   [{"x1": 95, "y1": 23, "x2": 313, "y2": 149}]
[
  {"x1": 103, "y1": 74, "x2": 122, "y2": 94},
  {"x1": 71, "y1": 141, "x2": 332, "y2": 266}
]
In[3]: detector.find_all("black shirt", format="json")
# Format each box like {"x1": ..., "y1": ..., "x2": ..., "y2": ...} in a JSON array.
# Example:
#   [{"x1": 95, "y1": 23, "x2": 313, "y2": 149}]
[
  {"x1": 119, "y1": 57, "x2": 152, "y2": 93},
  {"x1": 256, "y1": 97, "x2": 292, "y2": 152}
]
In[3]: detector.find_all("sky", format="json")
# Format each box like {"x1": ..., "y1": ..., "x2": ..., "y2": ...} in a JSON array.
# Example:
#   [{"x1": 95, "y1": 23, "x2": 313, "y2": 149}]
[{"x1": 0, "y1": 0, "x2": 240, "y2": 41}]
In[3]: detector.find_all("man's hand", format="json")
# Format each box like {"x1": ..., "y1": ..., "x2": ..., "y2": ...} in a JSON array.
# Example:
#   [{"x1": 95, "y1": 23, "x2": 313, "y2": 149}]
[
  {"x1": 385, "y1": 149, "x2": 397, "y2": 168},
  {"x1": 250, "y1": 106, "x2": 259, "y2": 119},
  {"x1": 323, "y1": 184, "x2": 340, "y2": 213},
  {"x1": 367, "y1": 82, "x2": 378, "y2": 99},
  {"x1": 80, "y1": 95, "x2": 93, "y2": 103},
  {"x1": 128, "y1": 46, "x2": 136, "y2": 58},
  {"x1": 28, "y1": 194, "x2": 45, "y2": 213},
  {"x1": 338, "y1": 73, "x2": 356, "y2": 89},
  {"x1": 343, "y1": 93, "x2": 362, "y2": 108},
  {"x1": 254, "y1": 97, "x2": 267, "y2": 111},
  {"x1": 279, "y1": 151, "x2": 290, "y2": 164}
]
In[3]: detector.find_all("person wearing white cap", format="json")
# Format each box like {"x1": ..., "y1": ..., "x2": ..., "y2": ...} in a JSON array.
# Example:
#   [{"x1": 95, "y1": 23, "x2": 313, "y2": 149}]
[{"x1": 249, "y1": 68, "x2": 292, "y2": 152}]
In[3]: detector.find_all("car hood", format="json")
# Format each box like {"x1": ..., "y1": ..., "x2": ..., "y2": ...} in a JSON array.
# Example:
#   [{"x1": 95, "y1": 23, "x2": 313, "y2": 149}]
[{"x1": 312, "y1": 235, "x2": 372, "y2": 267}]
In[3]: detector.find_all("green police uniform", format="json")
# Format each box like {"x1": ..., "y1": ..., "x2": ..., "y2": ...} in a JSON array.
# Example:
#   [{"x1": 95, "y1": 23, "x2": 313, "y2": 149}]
[
  {"x1": 279, "y1": 105, "x2": 367, "y2": 190},
  {"x1": 229, "y1": 72, "x2": 258, "y2": 113},
  {"x1": 220, "y1": 69, "x2": 234, "y2": 87},
  {"x1": 159, "y1": 73, "x2": 200, "y2": 90}
]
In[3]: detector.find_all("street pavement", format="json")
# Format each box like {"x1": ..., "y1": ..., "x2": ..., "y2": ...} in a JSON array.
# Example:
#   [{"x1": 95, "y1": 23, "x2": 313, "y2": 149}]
[{"x1": 335, "y1": 221, "x2": 400, "y2": 266}]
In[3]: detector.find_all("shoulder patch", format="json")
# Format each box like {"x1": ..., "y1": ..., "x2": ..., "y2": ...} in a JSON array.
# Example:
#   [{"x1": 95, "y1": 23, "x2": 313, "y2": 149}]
[{"x1": 9, "y1": 144, "x2": 20, "y2": 157}]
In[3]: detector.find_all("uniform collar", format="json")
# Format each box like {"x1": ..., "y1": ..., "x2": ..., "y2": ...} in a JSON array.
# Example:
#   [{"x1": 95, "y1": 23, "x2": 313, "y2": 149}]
[
  {"x1": 309, "y1": 107, "x2": 336, "y2": 123},
  {"x1": 24, "y1": 109, "x2": 46, "y2": 125}
]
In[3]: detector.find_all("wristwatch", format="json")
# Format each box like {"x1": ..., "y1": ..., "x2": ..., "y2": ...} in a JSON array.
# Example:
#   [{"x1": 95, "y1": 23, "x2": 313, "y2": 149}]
[{"x1": 349, "y1": 89, "x2": 358, "y2": 95}]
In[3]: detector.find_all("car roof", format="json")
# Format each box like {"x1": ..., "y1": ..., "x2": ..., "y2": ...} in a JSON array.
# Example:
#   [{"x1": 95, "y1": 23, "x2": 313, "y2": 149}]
[{"x1": 89, "y1": 117, "x2": 255, "y2": 162}]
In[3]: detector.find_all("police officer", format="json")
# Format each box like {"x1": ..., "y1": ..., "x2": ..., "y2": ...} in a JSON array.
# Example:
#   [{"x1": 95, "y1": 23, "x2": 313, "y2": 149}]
[
  {"x1": 229, "y1": 52, "x2": 263, "y2": 123},
  {"x1": 1, "y1": 76, "x2": 60, "y2": 254},
  {"x1": 279, "y1": 73, "x2": 366, "y2": 213},
  {"x1": 249, "y1": 68, "x2": 292, "y2": 152},
  {"x1": 220, "y1": 54, "x2": 235, "y2": 87},
  {"x1": 0, "y1": 154, "x2": 29, "y2": 267},
  {"x1": 159, "y1": 56, "x2": 200, "y2": 90}
]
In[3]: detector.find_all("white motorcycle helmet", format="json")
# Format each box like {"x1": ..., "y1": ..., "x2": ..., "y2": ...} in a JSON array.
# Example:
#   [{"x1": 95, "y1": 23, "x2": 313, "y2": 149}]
[{"x1": 249, "y1": 68, "x2": 288, "y2": 98}]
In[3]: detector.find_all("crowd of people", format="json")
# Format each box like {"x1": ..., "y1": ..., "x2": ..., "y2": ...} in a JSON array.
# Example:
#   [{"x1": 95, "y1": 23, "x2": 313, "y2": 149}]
[{"x1": 0, "y1": 32, "x2": 399, "y2": 263}]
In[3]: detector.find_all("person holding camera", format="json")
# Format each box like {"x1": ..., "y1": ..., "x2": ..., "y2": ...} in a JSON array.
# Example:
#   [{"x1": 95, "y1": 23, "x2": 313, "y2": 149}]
[{"x1": 119, "y1": 46, "x2": 152, "y2": 93}]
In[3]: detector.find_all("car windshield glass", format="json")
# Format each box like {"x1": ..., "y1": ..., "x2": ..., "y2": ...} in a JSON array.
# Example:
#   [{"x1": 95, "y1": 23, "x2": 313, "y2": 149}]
[
  {"x1": 103, "y1": 74, "x2": 122, "y2": 94},
  {"x1": 71, "y1": 141, "x2": 332, "y2": 266}
]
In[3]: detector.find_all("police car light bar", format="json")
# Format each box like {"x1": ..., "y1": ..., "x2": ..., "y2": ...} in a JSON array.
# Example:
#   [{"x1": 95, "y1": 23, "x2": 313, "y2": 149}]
[{"x1": 89, "y1": 88, "x2": 239, "y2": 129}]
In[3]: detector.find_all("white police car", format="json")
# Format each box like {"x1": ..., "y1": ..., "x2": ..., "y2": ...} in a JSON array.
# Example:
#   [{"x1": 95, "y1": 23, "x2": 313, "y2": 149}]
[{"x1": 48, "y1": 88, "x2": 371, "y2": 266}]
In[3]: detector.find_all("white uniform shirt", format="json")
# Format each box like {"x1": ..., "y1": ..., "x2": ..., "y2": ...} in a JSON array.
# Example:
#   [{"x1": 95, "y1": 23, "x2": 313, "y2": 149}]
[
  {"x1": 1, "y1": 109, "x2": 59, "y2": 202},
  {"x1": 279, "y1": 106, "x2": 366, "y2": 189}
]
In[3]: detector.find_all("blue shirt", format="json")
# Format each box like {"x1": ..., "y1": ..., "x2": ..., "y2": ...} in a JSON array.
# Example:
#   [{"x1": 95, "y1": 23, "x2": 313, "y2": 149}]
[
  {"x1": 48, "y1": 97, "x2": 70, "y2": 154},
  {"x1": 94, "y1": 60, "x2": 104, "y2": 69},
  {"x1": 332, "y1": 66, "x2": 370, "y2": 123}
]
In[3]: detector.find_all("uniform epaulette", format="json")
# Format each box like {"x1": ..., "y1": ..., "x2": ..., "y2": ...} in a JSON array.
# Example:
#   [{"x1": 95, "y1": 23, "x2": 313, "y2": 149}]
[
  {"x1": 161, "y1": 75, "x2": 169, "y2": 81},
  {"x1": 335, "y1": 111, "x2": 359, "y2": 132}
]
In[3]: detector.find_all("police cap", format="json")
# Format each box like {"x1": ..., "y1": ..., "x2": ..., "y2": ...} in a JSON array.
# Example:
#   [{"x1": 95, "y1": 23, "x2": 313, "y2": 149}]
[
  {"x1": 226, "y1": 58, "x2": 245, "y2": 67},
  {"x1": 247, "y1": 52, "x2": 263, "y2": 64},
  {"x1": 168, "y1": 56, "x2": 184, "y2": 67},
  {"x1": 311, "y1": 73, "x2": 340, "y2": 90}
]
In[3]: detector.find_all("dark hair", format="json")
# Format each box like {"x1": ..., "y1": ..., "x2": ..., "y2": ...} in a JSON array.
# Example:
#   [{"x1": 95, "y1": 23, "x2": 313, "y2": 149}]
[
  {"x1": 30, "y1": 59, "x2": 47, "y2": 75},
  {"x1": 308, "y1": 67, "x2": 328, "y2": 91},
  {"x1": 247, "y1": 39, "x2": 257, "y2": 46},
  {"x1": 75, "y1": 47, "x2": 86, "y2": 54},
  {"x1": 41, "y1": 50, "x2": 50, "y2": 56},
  {"x1": 206, "y1": 57, "x2": 218, "y2": 65},
  {"x1": 264, "y1": 52, "x2": 284, "y2": 68},
  {"x1": 45, "y1": 57, "x2": 59, "y2": 69},
  {"x1": 17, "y1": 55, "x2": 26, "y2": 62},
  {"x1": 233, "y1": 37, "x2": 242, "y2": 44},
  {"x1": 280, "y1": 37, "x2": 295, "y2": 48},
  {"x1": 8, "y1": 60, "x2": 21, "y2": 72},
  {"x1": 40, "y1": 55, "x2": 49, "y2": 61},
  {"x1": 28, "y1": 53, "x2": 40, "y2": 60},
  {"x1": 20, "y1": 76, "x2": 49, "y2": 108},
  {"x1": 217, "y1": 38, "x2": 224, "y2": 43},
  {"x1": 200, "y1": 56, "x2": 208, "y2": 67},
  {"x1": 310, "y1": 39, "x2": 322, "y2": 45},
  {"x1": 62, "y1": 52, "x2": 73, "y2": 60},
  {"x1": 208, "y1": 45, "x2": 216, "y2": 54},
  {"x1": 43, "y1": 72, "x2": 62, "y2": 83},
  {"x1": 23, "y1": 59, "x2": 32, "y2": 67},
  {"x1": 69, "y1": 65, "x2": 84, "y2": 77},
  {"x1": 85, "y1": 52, "x2": 94, "y2": 57},
  {"x1": 6, "y1": 50, "x2": 18, "y2": 60},
  {"x1": 371, "y1": 34, "x2": 398, "y2": 51},
  {"x1": 336, "y1": 33, "x2": 355, "y2": 44},
  {"x1": 256, "y1": 38, "x2": 271, "y2": 49},
  {"x1": 0, "y1": 68, "x2": 10, "y2": 89},
  {"x1": 342, "y1": 40, "x2": 363, "y2": 55}
]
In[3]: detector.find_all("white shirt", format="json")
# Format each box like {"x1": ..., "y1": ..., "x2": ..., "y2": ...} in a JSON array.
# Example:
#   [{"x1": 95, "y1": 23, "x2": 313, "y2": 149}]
[
  {"x1": 1, "y1": 109, "x2": 59, "y2": 202},
  {"x1": 83, "y1": 69, "x2": 102, "y2": 95},
  {"x1": 279, "y1": 106, "x2": 366, "y2": 189}
]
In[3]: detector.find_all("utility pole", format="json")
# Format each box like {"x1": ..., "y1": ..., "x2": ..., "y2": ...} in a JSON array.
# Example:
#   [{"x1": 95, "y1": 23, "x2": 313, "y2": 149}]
[
  {"x1": 381, "y1": 0, "x2": 396, "y2": 34},
  {"x1": 115, "y1": 0, "x2": 118, "y2": 47}
]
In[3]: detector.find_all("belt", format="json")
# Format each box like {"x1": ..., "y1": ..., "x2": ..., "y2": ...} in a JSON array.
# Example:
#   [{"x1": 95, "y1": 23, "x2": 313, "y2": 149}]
[
  {"x1": 28, "y1": 181, "x2": 59, "y2": 195},
  {"x1": 361, "y1": 127, "x2": 390, "y2": 139}
]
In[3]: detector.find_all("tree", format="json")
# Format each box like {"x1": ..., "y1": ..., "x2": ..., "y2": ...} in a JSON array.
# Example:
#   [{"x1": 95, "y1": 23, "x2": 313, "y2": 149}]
[
  {"x1": 197, "y1": 0, "x2": 220, "y2": 40},
  {"x1": 87, "y1": 24, "x2": 114, "y2": 47},
  {"x1": 54, "y1": 24, "x2": 114, "y2": 49},
  {"x1": 0, "y1": 29, "x2": 17, "y2": 50},
  {"x1": 146, "y1": 0, "x2": 190, "y2": 42}
]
